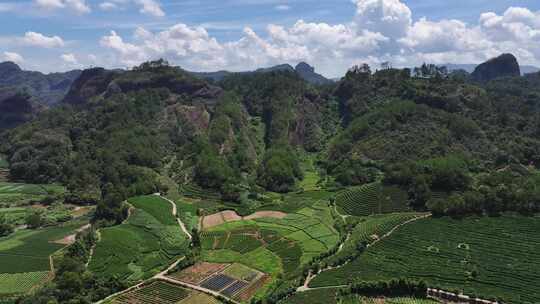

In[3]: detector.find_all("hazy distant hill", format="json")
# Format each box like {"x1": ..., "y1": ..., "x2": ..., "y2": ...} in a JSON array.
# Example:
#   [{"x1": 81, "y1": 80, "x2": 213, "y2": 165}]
[
  {"x1": 0, "y1": 61, "x2": 81, "y2": 106},
  {"x1": 443, "y1": 63, "x2": 539, "y2": 75},
  {"x1": 191, "y1": 62, "x2": 332, "y2": 85}
]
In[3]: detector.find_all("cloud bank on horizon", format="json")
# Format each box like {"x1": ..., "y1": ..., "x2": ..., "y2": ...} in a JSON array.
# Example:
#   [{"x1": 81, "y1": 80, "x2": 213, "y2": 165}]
[{"x1": 2, "y1": 0, "x2": 540, "y2": 77}]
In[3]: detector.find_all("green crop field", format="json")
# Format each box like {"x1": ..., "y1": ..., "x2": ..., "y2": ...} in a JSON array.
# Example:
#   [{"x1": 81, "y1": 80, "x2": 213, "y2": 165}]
[
  {"x1": 201, "y1": 201, "x2": 340, "y2": 278},
  {"x1": 0, "y1": 182, "x2": 66, "y2": 205},
  {"x1": 0, "y1": 183, "x2": 65, "y2": 196},
  {"x1": 299, "y1": 156, "x2": 321, "y2": 191},
  {"x1": 128, "y1": 195, "x2": 177, "y2": 225},
  {"x1": 257, "y1": 190, "x2": 335, "y2": 214},
  {"x1": 222, "y1": 263, "x2": 258, "y2": 281},
  {"x1": 175, "y1": 200, "x2": 199, "y2": 230},
  {"x1": 336, "y1": 183, "x2": 409, "y2": 216},
  {"x1": 280, "y1": 288, "x2": 340, "y2": 304},
  {"x1": 0, "y1": 220, "x2": 87, "y2": 273},
  {"x1": 342, "y1": 296, "x2": 439, "y2": 304},
  {"x1": 89, "y1": 196, "x2": 189, "y2": 282},
  {"x1": 111, "y1": 280, "x2": 191, "y2": 304},
  {"x1": 326, "y1": 213, "x2": 425, "y2": 265},
  {"x1": 0, "y1": 272, "x2": 50, "y2": 296},
  {"x1": 0, "y1": 220, "x2": 87, "y2": 296},
  {"x1": 279, "y1": 287, "x2": 440, "y2": 304},
  {"x1": 310, "y1": 216, "x2": 540, "y2": 303}
]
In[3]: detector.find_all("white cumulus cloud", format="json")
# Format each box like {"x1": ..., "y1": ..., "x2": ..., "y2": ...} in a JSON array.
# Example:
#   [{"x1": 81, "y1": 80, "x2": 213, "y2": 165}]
[
  {"x1": 135, "y1": 0, "x2": 164, "y2": 17},
  {"x1": 3, "y1": 51, "x2": 24, "y2": 64},
  {"x1": 61, "y1": 53, "x2": 78, "y2": 64},
  {"x1": 22, "y1": 31, "x2": 65, "y2": 48},
  {"x1": 34, "y1": 0, "x2": 90, "y2": 14},
  {"x1": 95, "y1": 0, "x2": 540, "y2": 77}
]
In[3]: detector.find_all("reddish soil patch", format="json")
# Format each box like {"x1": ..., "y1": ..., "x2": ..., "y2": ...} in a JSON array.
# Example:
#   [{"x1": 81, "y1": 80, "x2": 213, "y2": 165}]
[
  {"x1": 202, "y1": 213, "x2": 226, "y2": 230},
  {"x1": 243, "y1": 211, "x2": 287, "y2": 220},
  {"x1": 202, "y1": 210, "x2": 288, "y2": 230},
  {"x1": 221, "y1": 210, "x2": 242, "y2": 222},
  {"x1": 168, "y1": 262, "x2": 230, "y2": 285}
]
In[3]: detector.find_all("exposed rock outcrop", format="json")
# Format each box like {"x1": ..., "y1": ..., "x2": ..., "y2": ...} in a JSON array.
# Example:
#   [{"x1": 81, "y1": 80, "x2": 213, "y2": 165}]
[
  {"x1": 472, "y1": 54, "x2": 521, "y2": 82},
  {"x1": 295, "y1": 62, "x2": 332, "y2": 85}
]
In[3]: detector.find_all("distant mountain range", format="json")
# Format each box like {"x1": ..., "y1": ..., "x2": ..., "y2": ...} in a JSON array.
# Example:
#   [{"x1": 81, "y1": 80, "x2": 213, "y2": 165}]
[
  {"x1": 0, "y1": 62, "x2": 81, "y2": 106},
  {"x1": 190, "y1": 62, "x2": 333, "y2": 85},
  {"x1": 443, "y1": 63, "x2": 540, "y2": 75}
]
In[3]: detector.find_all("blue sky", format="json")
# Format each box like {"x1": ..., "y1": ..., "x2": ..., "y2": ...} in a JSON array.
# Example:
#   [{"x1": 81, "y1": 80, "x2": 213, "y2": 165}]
[{"x1": 1, "y1": 0, "x2": 540, "y2": 76}]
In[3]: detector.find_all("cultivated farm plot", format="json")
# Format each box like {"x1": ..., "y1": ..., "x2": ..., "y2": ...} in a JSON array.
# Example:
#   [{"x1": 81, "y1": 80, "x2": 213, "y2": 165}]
[
  {"x1": 89, "y1": 196, "x2": 189, "y2": 281},
  {"x1": 310, "y1": 216, "x2": 540, "y2": 304},
  {"x1": 0, "y1": 221, "x2": 88, "y2": 273},
  {"x1": 167, "y1": 262, "x2": 230, "y2": 284},
  {"x1": 326, "y1": 213, "x2": 426, "y2": 264},
  {"x1": 0, "y1": 272, "x2": 50, "y2": 296},
  {"x1": 336, "y1": 183, "x2": 409, "y2": 216},
  {"x1": 180, "y1": 292, "x2": 222, "y2": 304},
  {"x1": 111, "y1": 281, "x2": 190, "y2": 304},
  {"x1": 167, "y1": 262, "x2": 269, "y2": 302},
  {"x1": 346, "y1": 297, "x2": 439, "y2": 304},
  {"x1": 280, "y1": 289, "x2": 439, "y2": 304},
  {"x1": 0, "y1": 182, "x2": 65, "y2": 205},
  {"x1": 0, "y1": 221, "x2": 88, "y2": 296},
  {"x1": 201, "y1": 201, "x2": 340, "y2": 277},
  {"x1": 0, "y1": 183, "x2": 64, "y2": 196}
]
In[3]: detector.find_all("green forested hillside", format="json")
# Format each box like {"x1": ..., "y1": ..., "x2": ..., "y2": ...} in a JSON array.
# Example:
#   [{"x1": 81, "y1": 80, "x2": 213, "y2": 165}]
[{"x1": 2, "y1": 56, "x2": 540, "y2": 304}]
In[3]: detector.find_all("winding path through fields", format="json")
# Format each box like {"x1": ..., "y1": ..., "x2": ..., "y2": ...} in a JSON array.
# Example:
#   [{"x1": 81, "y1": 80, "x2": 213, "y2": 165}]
[
  {"x1": 297, "y1": 213, "x2": 432, "y2": 292},
  {"x1": 92, "y1": 195, "x2": 196, "y2": 303},
  {"x1": 153, "y1": 193, "x2": 192, "y2": 240}
]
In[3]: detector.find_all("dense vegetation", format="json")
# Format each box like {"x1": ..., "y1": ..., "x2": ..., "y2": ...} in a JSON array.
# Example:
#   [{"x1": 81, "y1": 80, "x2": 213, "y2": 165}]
[{"x1": 2, "y1": 54, "x2": 540, "y2": 303}]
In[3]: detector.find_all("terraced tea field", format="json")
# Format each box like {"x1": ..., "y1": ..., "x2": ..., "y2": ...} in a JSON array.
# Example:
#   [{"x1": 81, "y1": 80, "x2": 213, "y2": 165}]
[
  {"x1": 0, "y1": 220, "x2": 88, "y2": 296},
  {"x1": 342, "y1": 296, "x2": 439, "y2": 304},
  {"x1": 111, "y1": 281, "x2": 191, "y2": 304},
  {"x1": 0, "y1": 272, "x2": 50, "y2": 296},
  {"x1": 108, "y1": 280, "x2": 224, "y2": 304},
  {"x1": 280, "y1": 288, "x2": 438, "y2": 304},
  {"x1": 89, "y1": 195, "x2": 189, "y2": 281},
  {"x1": 336, "y1": 183, "x2": 409, "y2": 216},
  {"x1": 310, "y1": 216, "x2": 540, "y2": 303},
  {"x1": 326, "y1": 213, "x2": 427, "y2": 264},
  {"x1": 0, "y1": 182, "x2": 65, "y2": 205}
]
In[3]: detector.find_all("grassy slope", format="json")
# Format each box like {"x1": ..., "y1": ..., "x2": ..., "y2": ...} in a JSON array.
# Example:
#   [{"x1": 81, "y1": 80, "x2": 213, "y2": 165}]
[{"x1": 311, "y1": 216, "x2": 540, "y2": 303}]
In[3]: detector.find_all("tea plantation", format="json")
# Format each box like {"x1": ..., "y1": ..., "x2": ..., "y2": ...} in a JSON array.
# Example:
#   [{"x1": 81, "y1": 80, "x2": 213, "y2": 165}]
[
  {"x1": 310, "y1": 216, "x2": 540, "y2": 303},
  {"x1": 89, "y1": 195, "x2": 189, "y2": 281}
]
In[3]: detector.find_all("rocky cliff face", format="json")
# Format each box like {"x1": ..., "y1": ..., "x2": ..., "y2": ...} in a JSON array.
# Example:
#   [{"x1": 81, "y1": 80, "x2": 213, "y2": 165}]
[
  {"x1": 472, "y1": 54, "x2": 521, "y2": 82},
  {"x1": 63, "y1": 65, "x2": 223, "y2": 106},
  {"x1": 295, "y1": 62, "x2": 332, "y2": 85}
]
